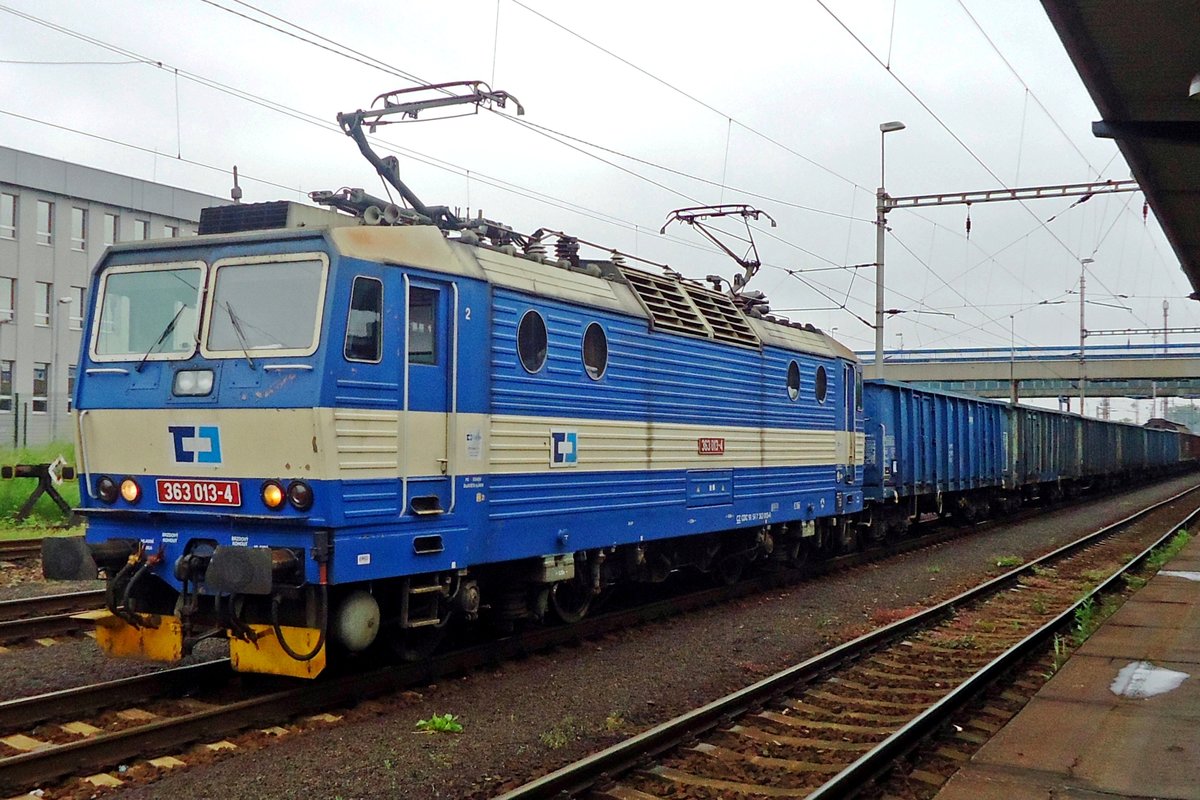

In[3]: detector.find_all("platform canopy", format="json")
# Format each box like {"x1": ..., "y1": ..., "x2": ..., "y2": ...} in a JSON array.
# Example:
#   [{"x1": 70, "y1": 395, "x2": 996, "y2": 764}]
[{"x1": 1042, "y1": 1, "x2": 1200, "y2": 298}]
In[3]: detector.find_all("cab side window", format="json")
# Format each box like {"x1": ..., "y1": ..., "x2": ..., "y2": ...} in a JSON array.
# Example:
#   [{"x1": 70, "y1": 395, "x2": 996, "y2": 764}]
[
  {"x1": 408, "y1": 287, "x2": 438, "y2": 365},
  {"x1": 345, "y1": 276, "x2": 382, "y2": 362}
]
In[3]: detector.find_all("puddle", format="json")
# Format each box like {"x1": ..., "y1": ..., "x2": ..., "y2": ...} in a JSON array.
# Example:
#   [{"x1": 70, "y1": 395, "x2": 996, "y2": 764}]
[
  {"x1": 1158, "y1": 571, "x2": 1200, "y2": 582},
  {"x1": 1111, "y1": 661, "x2": 1190, "y2": 699}
]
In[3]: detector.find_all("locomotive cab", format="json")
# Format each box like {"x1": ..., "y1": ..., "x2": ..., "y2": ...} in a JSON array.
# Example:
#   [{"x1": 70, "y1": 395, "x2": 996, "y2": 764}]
[{"x1": 46, "y1": 231, "x2": 359, "y2": 676}]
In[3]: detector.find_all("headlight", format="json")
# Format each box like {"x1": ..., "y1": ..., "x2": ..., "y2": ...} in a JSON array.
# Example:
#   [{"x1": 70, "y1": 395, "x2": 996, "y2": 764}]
[
  {"x1": 261, "y1": 480, "x2": 285, "y2": 510},
  {"x1": 173, "y1": 369, "x2": 214, "y2": 396},
  {"x1": 287, "y1": 480, "x2": 313, "y2": 511},
  {"x1": 119, "y1": 478, "x2": 141, "y2": 504},
  {"x1": 97, "y1": 475, "x2": 118, "y2": 503}
]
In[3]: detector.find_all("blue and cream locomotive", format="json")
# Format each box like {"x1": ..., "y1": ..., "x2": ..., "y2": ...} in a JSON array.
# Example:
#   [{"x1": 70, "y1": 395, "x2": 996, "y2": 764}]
[{"x1": 44, "y1": 84, "x2": 867, "y2": 677}]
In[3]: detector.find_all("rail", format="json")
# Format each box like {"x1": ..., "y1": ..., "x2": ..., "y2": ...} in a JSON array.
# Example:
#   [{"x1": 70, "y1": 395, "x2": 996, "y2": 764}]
[{"x1": 494, "y1": 484, "x2": 1200, "y2": 800}]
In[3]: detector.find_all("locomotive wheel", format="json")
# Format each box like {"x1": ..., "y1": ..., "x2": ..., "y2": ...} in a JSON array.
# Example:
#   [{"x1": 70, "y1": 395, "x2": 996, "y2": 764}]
[
  {"x1": 386, "y1": 622, "x2": 447, "y2": 663},
  {"x1": 549, "y1": 580, "x2": 592, "y2": 624}
]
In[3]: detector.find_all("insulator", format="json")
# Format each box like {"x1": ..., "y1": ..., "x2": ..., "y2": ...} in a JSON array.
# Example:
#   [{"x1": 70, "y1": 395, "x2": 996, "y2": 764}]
[
  {"x1": 524, "y1": 241, "x2": 547, "y2": 259},
  {"x1": 555, "y1": 235, "x2": 580, "y2": 267},
  {"x1": 610, "y1": 251, "x2": 626, "y2": 267}
]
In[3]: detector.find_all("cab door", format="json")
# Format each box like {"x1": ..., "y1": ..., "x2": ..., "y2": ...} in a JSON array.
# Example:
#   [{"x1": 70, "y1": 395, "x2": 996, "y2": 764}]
[
  {"x1": 843, "y1": 364, "x2": 857, "y2": 483},
  {"x1": 402, "y1": 276, "x2": 457, "y2": 515}
]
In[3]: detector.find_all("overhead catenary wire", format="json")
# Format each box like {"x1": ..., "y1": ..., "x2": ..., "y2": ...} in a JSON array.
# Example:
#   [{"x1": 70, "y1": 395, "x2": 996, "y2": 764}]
[
  {"x1": 6, "y1": 1, "x2": 1186, "y2": 349},
  {"x1": 180, "y1": 0, "x2": 1115, "y2": 341}
]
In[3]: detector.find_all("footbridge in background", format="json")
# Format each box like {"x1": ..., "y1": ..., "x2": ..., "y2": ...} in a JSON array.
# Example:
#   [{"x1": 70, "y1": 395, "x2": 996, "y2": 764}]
[{"x1": 860, "y1": 342, "x2": 1200, "y2": 401}]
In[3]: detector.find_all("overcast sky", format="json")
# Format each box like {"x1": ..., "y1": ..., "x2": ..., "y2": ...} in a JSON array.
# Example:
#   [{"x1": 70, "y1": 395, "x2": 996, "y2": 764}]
[{"x1": 1, "y1": 1, "x2": 1194, "y2": 416}]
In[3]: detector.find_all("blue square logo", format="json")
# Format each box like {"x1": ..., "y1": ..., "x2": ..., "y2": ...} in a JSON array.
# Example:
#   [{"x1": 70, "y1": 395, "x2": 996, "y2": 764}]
[{"x1": 550, "y1": 430, "x2": 578, "y2": 468}]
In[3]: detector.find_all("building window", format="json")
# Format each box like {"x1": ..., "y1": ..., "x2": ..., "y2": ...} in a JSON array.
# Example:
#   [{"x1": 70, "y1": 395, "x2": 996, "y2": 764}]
[
  {"x1": 163, "y1": 224, "x2": 179, "y2": 238},
  {"x1": 0, "y1": 277, "x2": 13, "y2": 323},
  {"x1": 0, "y1": 193, "x2": 15, "y2": 239},
  {"x1": 32, "y1": 363, "x2": 48, "y2": 414},
  {"x1": 35, "y1": 282, "x2": 51, "y2": 326},
  {"x1": 36, "y1": 200, "x2": 53, "y2": 245},
  {"x1": 67, "y1": 364, "x2": 76, "y2": 412},
  {"x1": 70, "y1": 207, "x2": 87, "y2": 250},
  {"x1": 104, "y1": 213, "x2": 119, "y2": 245},
  {"x1": 0, "y1": 361, "x2": 11, "y2": 412},
  {"x1": 133, "y1": 219, "x2": 149, "y2": 240},
  {"x1": 70, "y1": 286, "x2": 85, "y2": 330}
]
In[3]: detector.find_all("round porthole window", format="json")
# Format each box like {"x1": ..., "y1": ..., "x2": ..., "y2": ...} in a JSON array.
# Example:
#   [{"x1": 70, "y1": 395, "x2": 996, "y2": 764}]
[
  {"x1": 582, "y1": 322, "x2": 608, "y2": 380},
  {"x1": 787, "y1": 361, "x2": 800, "y2": 401},
  {"x1": 815, "y1": 365, "x2": 828, "y2": 404},
  {"x1": 517, "y1": 310, "x2": 548, "y2": 373}
]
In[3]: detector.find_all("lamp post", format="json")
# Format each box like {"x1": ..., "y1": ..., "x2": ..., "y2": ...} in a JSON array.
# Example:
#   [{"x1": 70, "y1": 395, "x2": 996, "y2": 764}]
[
  {"x1": 875, "y1": 120, "x2": 906, "y2": 379},
  {"x1": 1078, "y1": 258, "x2": 1093, "y2": 416}
]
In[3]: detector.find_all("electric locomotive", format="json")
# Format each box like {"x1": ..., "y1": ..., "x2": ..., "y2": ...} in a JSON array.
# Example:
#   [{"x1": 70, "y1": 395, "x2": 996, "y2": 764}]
[{"x1": 45, "y1": 83, "x2": 866, "y2": 677}]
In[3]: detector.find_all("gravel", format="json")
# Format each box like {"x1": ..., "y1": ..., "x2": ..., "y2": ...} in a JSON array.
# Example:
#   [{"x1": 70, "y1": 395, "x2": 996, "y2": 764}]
[{"x1": 8, "y1": 473, "x2": 1197, "y2": 799}]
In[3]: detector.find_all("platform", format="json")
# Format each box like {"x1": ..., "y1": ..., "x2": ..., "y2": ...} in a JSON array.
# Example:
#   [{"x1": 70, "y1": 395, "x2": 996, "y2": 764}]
[{"x1": 934, "y1": 537, "x2": 1200, "y2": 800}]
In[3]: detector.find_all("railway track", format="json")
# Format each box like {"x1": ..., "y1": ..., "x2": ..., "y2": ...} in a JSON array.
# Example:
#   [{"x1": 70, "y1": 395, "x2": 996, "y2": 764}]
[
  {"x1": 0, "y1": 590, "x2": 105, "y2": 648},
  {"x1": 0, "y1": 479, "x2": 1187, "y2": 795},
  {"x1": 495, "y1": 484, "x2": 1200, "y2": 800},
  {"x1": 0, "y1": 540, "x2": 42, "y2": 562},
  {"x1": 0, "y1": 507, "x2": 1050, "y2": 795}
]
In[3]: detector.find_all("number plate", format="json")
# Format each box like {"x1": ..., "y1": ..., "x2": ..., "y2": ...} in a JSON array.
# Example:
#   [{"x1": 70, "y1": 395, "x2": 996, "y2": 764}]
[{"x1": 155, "y1": 478, "x2": 242, "y2": 507}]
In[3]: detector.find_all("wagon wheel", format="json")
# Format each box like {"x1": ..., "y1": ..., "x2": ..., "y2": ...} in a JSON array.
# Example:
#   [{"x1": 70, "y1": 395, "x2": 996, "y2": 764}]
[
  {"x1": 549, "y1": 580, "x2": 592, "y2": 624},
  {"x1": 715, "y1": 553, "x2": 749, "y2": 585},
  {"x1": 789, "y1": 537, "x2": 812, "y2": 568}
]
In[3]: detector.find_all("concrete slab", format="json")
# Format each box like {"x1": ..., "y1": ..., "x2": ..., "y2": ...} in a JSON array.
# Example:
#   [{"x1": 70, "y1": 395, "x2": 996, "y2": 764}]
[
  {"x1": 1129, "y1": 575, "x2": 1200, "y2": 604},
  {"x1": 1073, "y1": 622, "x2": 1200, "y2": 664},
  {"x1": 1034, "y1": 653, "x2": 1197, "y2": 706},
  {"x1": 116, "y1": 708, "x2": 157, "y2": 722},
  {"x1": 1101, "y1": 597, "x2": 1200, "y2": 629},
  {"x1": 0, "y1": 735, "x2": 45, "y2": 752}
]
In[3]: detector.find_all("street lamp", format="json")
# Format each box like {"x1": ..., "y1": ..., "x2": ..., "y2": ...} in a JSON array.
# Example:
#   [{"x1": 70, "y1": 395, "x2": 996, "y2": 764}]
[{"x1": 875, "y1": 120, "x2": 906, "y2": 378}]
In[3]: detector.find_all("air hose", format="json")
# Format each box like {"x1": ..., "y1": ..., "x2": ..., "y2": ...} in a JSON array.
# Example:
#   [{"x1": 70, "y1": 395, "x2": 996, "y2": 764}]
[{"x1": 271, "y1": 584, "x2": 328, "y2": 662}]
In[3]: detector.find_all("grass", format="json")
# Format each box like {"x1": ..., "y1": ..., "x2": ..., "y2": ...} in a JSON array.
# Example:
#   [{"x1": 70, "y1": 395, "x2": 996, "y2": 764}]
[
  {"x1": 1145, "y1": 529, "x2": 1192, "y2": 573},
  {"x1": 1030, "y1": 594, "x2": 1049, "y2": 615},
  {"x1": 926, "y1": 565, "x2": 942, "y2": 574},
  {"x1": 0, "y1": 442, "x2": 79, "y2": 528},
  {"x1": 1044, "y1": 634, "x2": 1069, "y2": 678},
  {"x1": 993, "y1": 555, "x2": 1023, "y2": 569},
  {"x1": 539, "y1": 716, "x2": 581, "y2": 749},
  {"x1": 414, "y1": 713, "x2": 463, "y2": 734}
]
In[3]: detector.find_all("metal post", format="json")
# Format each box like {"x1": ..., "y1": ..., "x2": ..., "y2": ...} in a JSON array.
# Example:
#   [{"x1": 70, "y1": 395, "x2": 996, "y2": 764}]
[
  {"x1": 875, "y1": 121, "x2": 905, "y2": 379},
  {"x1": 1078, "y1": 259, "x2": 1092, "y2": 416},
  {"x1": 1162, "y1": 299, "x2": 1169, "y2": 419},
  {"x1": 1009, "y1": 315, "x2": 1018, "y2": 404},
  {"x1": 875, "y1": 187, "x2": 886, "y2": 376}
]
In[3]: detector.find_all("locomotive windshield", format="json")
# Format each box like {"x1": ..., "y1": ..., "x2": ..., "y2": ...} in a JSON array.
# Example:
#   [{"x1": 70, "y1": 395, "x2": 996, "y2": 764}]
[
  {"x1": 92, "y1": 262, "x2": 204, "y2": 361},
  {"x1": 204, "y1": 255, "x2": 327, "y2": 356}
]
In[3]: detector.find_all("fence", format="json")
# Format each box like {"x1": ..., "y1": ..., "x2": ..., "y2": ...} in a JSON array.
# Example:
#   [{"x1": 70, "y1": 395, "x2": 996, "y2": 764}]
[{"x1": 0, "y1": 391, "x2": 75, "y2": 449}]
